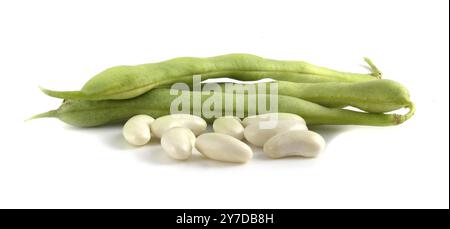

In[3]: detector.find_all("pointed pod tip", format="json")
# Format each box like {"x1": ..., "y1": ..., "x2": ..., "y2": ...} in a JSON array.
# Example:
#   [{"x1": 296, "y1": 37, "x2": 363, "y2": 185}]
[
  {"x1": 26, "y1": 110, "x2": 58, "y2": 122},
  {"x1": 38, "y1": 86, "x2": 86, "y2": 100}
]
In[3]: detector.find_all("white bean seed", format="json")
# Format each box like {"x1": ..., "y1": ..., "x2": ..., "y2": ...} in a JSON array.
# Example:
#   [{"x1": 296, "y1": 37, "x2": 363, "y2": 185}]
[
  {"x1": 212, "y1": 116, "x2": 244, "y2": 140},
  {"x1": 242, "y1": 113, "x2": 306, "y2": 127},
  {"x1": 263, "y1": 130, "x2": 325, "y2": 158},
  {"x1": 151, "y1": 114, "x2": 207, "y2": 138},
  {"x1": 244, "y1": 120, "x2": 308, "y2": 147},
  {"x1": 195, "y1": 133, "x2": 253, "y2": 163},
  {"x1": 161, "y1": 127, "x2": 196, "y2": 160},
  {"x1": 122, "y1": 114, "x2": 154, "y2": 146}
]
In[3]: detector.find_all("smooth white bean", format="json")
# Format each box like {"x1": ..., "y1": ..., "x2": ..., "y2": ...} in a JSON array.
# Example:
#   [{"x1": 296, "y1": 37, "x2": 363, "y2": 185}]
[
  {"x1": 242, "y1": 113, "x2": 306, "y2": 127},
  {"x1": 151, "y1": 114, "x2": 207, "y2": 138},
  {"x1": 263, "y1": 130, "x2": 325, "y2": 158},
  {"x1": 212, "y1": 116, "x2": 244, "y2": 140},
  {"x1": 122, "y1": 114, "x2": 154, "y2": 146},
  {"x1": 161, "y1": 127, "x2": 195, "y2": 160},
  {"x1": 195, "y1": 133, "x2": 253, "y2": 163},
  {"x1": 244, "y1": 120, "x2": 308, "y2": 147}
]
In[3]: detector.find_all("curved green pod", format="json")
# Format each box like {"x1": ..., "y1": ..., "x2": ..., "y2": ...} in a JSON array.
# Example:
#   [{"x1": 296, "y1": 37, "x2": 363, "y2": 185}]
[
  {"x1": 176, "y1": 79, "x2": 412, "y2": 113},
  {"x1": 30, "y1": 88, "x2": 414, "y2": 128},
  {"x1": 278, "y1": 79, "x2": 411, "y2": 113},
  {"x1": 40, "y1": 54, "x2": 380, "y2": 100}
]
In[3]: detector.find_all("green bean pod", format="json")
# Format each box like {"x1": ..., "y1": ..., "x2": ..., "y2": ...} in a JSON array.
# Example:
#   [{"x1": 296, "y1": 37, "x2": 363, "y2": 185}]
[
  {"x1": 206, "y1": 79, "x2": 411, "y2": 113},
  {"x1": 40, "y1": 54, "x2": 380, "y2": 100},
  {"x1": 279, "y1": 79, "x2": 411, "y2": 113},
  {"x1": 30, "y1": 88, "x2": 414, "y2": 127}
]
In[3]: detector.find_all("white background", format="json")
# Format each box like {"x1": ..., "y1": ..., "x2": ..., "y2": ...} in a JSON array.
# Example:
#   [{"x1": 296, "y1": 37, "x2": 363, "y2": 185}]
[{"x1": 0, "y1": 0, "x2": 448, "y2": 209}]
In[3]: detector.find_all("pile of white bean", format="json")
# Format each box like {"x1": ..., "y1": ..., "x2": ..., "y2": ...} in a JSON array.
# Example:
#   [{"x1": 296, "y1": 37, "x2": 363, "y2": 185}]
[{"x1": 122, "y1": 113, "x2": 326, "y2": 163}]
